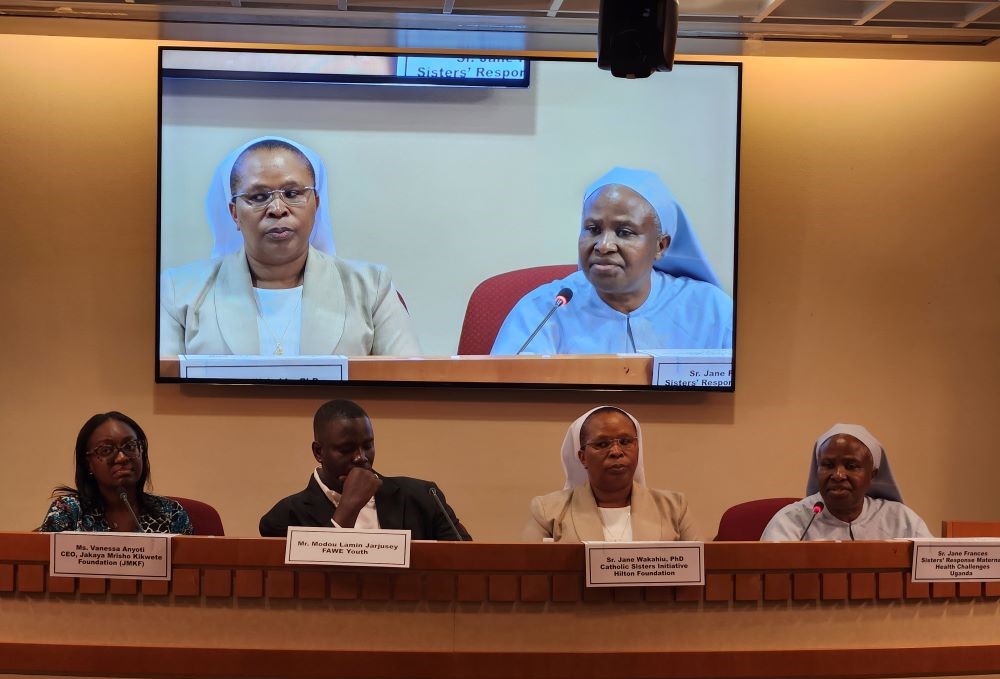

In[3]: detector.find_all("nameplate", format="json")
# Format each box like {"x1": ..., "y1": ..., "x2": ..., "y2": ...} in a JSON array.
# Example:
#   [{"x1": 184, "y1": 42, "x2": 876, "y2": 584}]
[
  {"x1": 644, "y1": 349, "x2": 733, "y2": 388},
  {"x1": 49, "y1": 532, "x2": 172, "y2": 580},
  {"x1": 911, "y1": 539, "x2": 1000, "y2": 582},
  {"x1": 285, "y1": 527, "x2": 411, "y2": 568},
  {"x1": 584, "y1": 541, "x2": 705, "y2": 587},
  {"x1": 179, "y1": 355, "x2": 348, "y2": 381}
]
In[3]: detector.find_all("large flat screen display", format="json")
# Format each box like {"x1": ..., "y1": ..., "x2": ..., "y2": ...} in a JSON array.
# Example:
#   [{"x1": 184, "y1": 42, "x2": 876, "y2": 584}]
[{"x1": 157, "y1": 47, "x2": 740, "y2": 390}]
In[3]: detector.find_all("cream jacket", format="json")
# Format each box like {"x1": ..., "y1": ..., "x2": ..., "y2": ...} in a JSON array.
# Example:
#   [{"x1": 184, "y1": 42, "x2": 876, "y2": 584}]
[
  {"x1": 160, "y1": 246, "x2": 420, "y2": 357},
  {"x1": 522, "y1": 482, "x2": 700, "y2": 542}
]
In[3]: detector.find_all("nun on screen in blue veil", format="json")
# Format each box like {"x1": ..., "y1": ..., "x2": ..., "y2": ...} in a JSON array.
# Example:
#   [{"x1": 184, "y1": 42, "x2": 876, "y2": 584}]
[
  {"x1": 159, "y1": 136, "x2": 420, "y2": 358},
  {"x1": 490, "y1": 167, "x2": 733, "y2": 355}
]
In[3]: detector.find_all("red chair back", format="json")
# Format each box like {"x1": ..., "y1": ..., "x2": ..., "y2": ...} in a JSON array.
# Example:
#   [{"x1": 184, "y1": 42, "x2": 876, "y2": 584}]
[
  {"x1": 714, "y1": 497, "x2": 800, "y2": 541},
  {"x1": 168, "y1": 496, "x2": 225, "y2": 536},
  {"x1": 457, "y1": 265, "x2": 577, "y2": 355}
]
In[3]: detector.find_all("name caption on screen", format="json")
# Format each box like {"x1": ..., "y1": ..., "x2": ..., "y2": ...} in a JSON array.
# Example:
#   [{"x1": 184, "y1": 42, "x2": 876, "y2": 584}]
[
  {"x1": 911, "y1": 539, "x2": 1000, "y2": 582},
  {"x1": 50, "y1": 532, "x2": 172, "y2": 580},
  {"x1": 585, "y1": 542, "x2": 705, "y2": 588},
  {"x1": 285, "y1": 527, "x2": 411, "y2": 568},
  {"x1": 646, "y1": 349, "x2": 733, "y2": 388},
  {"x1": 179, "y1": 355, "x2": 348, "y2": 381}
]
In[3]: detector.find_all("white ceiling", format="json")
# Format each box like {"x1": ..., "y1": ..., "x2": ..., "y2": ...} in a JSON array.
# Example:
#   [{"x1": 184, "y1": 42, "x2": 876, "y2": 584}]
[{"x1": 0, "y1": 0, "x2": 998, "y2": 56}]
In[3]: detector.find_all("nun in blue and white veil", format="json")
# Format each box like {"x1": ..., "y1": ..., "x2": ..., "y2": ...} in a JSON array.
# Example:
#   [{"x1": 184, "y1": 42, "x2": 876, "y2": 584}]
[{"x1": 490, "y1": 167, "x2": 733, "y2": 355}]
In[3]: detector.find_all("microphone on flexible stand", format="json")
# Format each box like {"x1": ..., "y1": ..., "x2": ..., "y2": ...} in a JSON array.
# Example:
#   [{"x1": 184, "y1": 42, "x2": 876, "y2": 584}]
[
  {"x1": 118, "y1": 487, "x2": 144, "y2": 533},
  {"x1": 799, "y1": 501, "x2": 824, "y2": 541},
  {"x1": 428, "y1": 486, "x2": 466, "y2": 541},
  {"x1": 516, "y1": 287, "x2": 574, "y2": 355}
]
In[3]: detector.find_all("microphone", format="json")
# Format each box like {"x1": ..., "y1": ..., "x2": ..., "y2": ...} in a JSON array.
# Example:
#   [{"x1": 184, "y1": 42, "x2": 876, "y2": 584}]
[
  {"x1": 799, "y1": 501, "x2": 824, "y2": 541},
  {"x1": 428, "y1": 486, "x2": 466, "y2": 541},
  {"x1": 118, "y1": 488, "x2": 144, "y2": 533},
  {"x1": 516, "y1": 287, "x2": 573, "y2": 355}
]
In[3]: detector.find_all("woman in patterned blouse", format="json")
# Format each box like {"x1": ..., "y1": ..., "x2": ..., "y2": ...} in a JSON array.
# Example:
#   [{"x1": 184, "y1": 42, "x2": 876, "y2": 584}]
[{"x1": 39, "y1": 412, "x2": 193, "y2": 534}]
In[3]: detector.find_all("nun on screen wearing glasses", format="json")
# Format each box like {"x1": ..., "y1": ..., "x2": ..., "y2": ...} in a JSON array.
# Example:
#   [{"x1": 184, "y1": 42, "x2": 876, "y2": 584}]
[
  {"x1": 761, "y1": 424, "x2": 932, "y2": 541},
  {"x1": 521, "y1": 406, "x2": 701, "y2": 543},
  {"x1": 159, "y1": 136, "x2": 420, "y2": 358}
]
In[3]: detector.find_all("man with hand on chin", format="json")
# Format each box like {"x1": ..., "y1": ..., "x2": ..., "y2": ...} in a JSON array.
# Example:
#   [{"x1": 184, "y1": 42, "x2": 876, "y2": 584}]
[
  {"x1": 259, "y1": 399, "x2": 470, "y2": 540},
  {"x1": 762, "y1": 424, "x2": 932, "y2": 541}
]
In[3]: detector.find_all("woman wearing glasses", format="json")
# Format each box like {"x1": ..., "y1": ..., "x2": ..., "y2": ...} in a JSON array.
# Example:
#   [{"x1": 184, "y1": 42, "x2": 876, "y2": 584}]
[
  {"x1": 522, "y1": 406, "x2": 699, "y2": 542},
  {"x1": 160, "y1": 137, "x2": 420, "y2": 358},
  {"x1": 38, "y1": 412, "x2": 192, "y2": 534}
]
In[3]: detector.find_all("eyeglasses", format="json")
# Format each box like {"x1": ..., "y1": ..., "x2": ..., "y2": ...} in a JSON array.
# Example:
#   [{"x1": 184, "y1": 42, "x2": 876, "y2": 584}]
[
  {"x1": 87, "y1": 440, "x2": 144, "y2": 461},
  {"x1": 583, "y1": 436, "x2": 638, "y2": 452},
  {"x1": 231, "y1": 187, "x2": 316, "y2": 210}
]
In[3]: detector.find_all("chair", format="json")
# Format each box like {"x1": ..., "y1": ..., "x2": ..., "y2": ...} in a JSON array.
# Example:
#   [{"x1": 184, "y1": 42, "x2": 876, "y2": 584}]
[
  {"x1": 941, "y1": 521, "x2": 1000, "y2": 537},
  {"x1": 714, "y1": 497, "x2": 800, "y2": 541},
  {"x1": 457, "y1": 265, "x2": 577, "y2": 355},
  {"x1": 169, "y1": 496, "x2": 225, "y2": 536}
]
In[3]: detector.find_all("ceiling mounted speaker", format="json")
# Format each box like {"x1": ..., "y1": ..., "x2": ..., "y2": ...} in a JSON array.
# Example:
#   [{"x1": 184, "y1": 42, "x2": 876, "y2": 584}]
[{"x1": 598, "y1": 0, "x2": 679, "y2": 78}]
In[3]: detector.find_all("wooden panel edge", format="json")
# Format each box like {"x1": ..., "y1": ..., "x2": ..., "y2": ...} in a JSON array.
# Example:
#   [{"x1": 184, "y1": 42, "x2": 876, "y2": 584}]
[{"x1": 0, "y1": 644, "x2": 998, "y2": 679}]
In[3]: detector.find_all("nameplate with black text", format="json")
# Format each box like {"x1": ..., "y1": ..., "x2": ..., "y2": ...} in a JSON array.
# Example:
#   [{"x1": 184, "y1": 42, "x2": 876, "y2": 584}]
[
  {"x1": 50, "y1": 531, "x2": 172, "y2": 580},
  {"x1": 179, "y1": 355, "x2": 348, "y2": 380},
  {"x1": 911, "y1": 539, "x2": 1000, "y2": 582},
  {"x1": 645, "y1": 349, "x2": 733, "y2": 388},
  {"x1": 285, "y1": 527, "x2": 411, "y2": 568},
  {"x1": 584, "y1": 541, "x2": 705, "y2": 587}
]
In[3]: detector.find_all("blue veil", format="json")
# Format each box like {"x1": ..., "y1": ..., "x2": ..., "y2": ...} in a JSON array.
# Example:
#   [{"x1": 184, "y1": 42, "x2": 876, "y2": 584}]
[{"x1": 583, "y1": 167, "x2": 720, "y2": 287}]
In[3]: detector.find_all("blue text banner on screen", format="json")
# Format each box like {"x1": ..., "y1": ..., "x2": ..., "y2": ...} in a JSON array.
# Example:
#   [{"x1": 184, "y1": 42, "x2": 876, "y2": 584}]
[{"x1": 161, "y1": 50, "x2": 529, "y2": 88}]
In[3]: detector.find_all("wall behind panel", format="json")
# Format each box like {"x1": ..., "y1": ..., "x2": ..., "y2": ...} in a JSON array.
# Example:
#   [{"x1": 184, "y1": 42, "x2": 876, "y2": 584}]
[{"x1": 0, "y1": 33, "x2": 997, "y2": 539}]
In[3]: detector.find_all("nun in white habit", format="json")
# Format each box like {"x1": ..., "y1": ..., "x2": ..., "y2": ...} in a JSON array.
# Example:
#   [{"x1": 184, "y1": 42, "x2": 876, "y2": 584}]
[
  {"x1": 761, "y1": 424, "x2": 932, "y2": 541},
  {"x1": 521, "y1": 406, "x2": 700, "y2": 543},
  {"x1": 160, "y1": 136, "x2": 420, "y2": 358}
]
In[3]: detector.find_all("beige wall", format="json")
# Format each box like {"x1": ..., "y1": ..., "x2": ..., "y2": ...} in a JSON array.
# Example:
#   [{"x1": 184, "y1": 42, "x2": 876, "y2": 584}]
[{"x1": 0, "y1": 34, "x2": 997, "y2": 540}]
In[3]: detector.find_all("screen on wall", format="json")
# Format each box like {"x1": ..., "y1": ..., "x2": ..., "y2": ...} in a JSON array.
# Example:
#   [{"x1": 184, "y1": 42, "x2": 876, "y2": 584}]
[{"x1": 157, "y1": 47, "x2": 740, "y2": 391}]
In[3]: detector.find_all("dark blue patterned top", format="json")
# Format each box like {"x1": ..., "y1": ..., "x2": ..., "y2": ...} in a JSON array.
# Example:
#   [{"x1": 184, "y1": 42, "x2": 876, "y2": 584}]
[{"x1": 39, "y1": 494, "x2": 194, "y2": 534}]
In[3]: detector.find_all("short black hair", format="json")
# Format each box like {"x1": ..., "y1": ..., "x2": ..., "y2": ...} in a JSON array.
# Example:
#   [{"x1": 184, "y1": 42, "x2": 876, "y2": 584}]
[
  {"x1": 230, "y1": 139, "x2": 316, "y2": 196},
  {"x1": 313, "y1": 399, "x2": 370, "y2": 438},
  {"x1": 579, "y1": 406, "x2": 635, "y2": 446}
]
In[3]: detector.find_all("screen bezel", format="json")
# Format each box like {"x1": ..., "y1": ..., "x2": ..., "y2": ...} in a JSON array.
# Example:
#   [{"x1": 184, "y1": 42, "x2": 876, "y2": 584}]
[{"x1": 155, "y1": 45, "x2": 742, "y2": 392}]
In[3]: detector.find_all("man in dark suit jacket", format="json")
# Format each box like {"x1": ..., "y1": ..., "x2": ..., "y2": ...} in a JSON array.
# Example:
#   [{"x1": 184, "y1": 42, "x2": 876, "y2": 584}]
[{"x1": 259, "y1": 399, "x2": 470, "y2": 540}]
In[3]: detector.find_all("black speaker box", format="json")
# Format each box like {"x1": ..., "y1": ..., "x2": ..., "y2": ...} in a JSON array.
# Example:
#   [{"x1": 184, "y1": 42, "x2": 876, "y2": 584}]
[{"x1": 597, "y1": 0, "x2": 679, "y2": 78}]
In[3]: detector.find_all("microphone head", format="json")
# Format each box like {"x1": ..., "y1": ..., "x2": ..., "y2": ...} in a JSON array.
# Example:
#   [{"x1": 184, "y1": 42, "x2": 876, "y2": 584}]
[
  {"x1": 812, "y1": 501, "x2": 824, "y2": 514},
  {"x1": 555, "y1": 287, "x2": 574, "y2": 306}
]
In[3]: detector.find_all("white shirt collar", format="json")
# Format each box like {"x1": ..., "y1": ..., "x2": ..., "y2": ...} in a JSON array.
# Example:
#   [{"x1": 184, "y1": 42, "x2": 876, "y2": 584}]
[{"x1": 313, "y1": 468, "x2": 377, "y2": 510}]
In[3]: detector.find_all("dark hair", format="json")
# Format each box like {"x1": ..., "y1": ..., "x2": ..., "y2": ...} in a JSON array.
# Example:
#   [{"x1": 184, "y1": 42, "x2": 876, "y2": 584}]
[
  {"x1": 229, "y1": 139, "x2": 317, "y2": 195},
  {"x1": 579, "y1": 406, "x2": 636, "y2": 446},
  {"x1": 313, "y1": 399, "x2": 370, "y2": 438},
  {"x1": 54, "y1": 412, "x2": 156, "y2": 515}
]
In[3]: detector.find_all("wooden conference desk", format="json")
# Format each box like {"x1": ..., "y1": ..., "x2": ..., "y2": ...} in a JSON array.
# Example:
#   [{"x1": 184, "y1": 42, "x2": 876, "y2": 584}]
[
  {"x1": 1, "y1": 534, "x2": 998, "y2": 679},
  {"x1": 159, "y1": 355, "x2": 655, "y2": 385}
]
